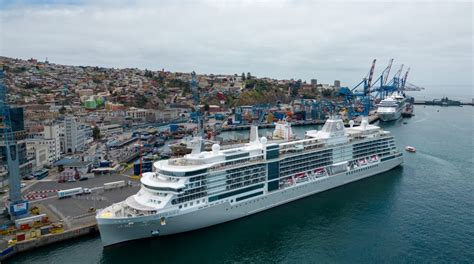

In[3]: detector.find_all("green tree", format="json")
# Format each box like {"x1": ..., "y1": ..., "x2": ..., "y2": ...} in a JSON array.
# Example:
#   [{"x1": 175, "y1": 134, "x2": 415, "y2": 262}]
[
  {"x1": 322, "y1": 88, "x2": 333, "y2": 97},
  {"x1": 92, "y1": 126, "x2": 101, "y2": 140},
  {"x1": 246, "y1": 72, "x2": 252, "y2": 80},
  {"x1": 241, "y1": 72, "x2": 246, "y2": 81}
]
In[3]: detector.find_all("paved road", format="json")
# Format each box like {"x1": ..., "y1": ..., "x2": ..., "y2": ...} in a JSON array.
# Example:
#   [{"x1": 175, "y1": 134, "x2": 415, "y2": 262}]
[
  {"x1": 22, "y1": 173, "x2": 141, "y2": 221},
  {"x1": 40, "y1": 185, "x2": 139, "y2": 219}
]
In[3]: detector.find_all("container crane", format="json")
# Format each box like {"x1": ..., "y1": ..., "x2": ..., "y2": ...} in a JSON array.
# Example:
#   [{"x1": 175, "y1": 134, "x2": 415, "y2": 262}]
[
  {"x1": 345, "y1": 59, "x2": 376, "y2": 119},
  {"x1": 0, "y1": 68, "x2": 29, "y2": 219},
  {"x1": 400, "y1": 67, "x2": 410, "y2": 91},
  {"x1": 382, "y1": 58, "x2": 394, "y2": 86}
]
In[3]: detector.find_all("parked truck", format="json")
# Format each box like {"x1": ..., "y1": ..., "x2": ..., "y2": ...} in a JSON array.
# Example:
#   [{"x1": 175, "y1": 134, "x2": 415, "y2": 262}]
[
  {"x1": 57, "y1": 187, "x2": 92, "y2": 199},
  {"x1": 103, "y1": 180, "x2": 126, "y2": 190}
]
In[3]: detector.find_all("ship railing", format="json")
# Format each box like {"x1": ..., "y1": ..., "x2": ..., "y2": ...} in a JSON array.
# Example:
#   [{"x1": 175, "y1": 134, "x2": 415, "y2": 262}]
[
  {"x1": 208, "y1": 157, "x2": 264, "y2": 172},
  {"x1": 168, "y1": 159, "x2": 204, "y2": 166},
  {"x1": 122, "y1": 206, "x2": 179, "y2": 218}
]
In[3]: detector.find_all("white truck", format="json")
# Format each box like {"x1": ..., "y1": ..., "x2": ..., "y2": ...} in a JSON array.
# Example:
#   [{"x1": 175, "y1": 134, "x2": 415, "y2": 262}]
[
  {"x1": 103, "y1": 180, "x2": 126, "y2": 190},
  {"x1": 57, "y1": 187, "x2": 92, "y2": 199}
]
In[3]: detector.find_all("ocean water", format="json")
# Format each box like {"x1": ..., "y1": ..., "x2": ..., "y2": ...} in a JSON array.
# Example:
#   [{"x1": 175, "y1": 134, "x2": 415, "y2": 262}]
[{"x1": 8, "y1": 106, "x2": 474, "y2": 264}]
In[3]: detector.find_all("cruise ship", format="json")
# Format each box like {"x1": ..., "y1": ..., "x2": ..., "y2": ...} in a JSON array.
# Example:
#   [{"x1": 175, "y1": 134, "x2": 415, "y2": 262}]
[
  {"x1": 96, "y1": 116, "x2": 403, "y2": 246},
  {"x1": 376, "y1": 92, "x2": 409, "y2": 121}
]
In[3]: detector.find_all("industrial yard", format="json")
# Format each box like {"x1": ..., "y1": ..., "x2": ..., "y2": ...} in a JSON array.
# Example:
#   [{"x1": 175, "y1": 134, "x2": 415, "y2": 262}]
[{"x1": 0, "y1": 171, "x2": 140, "y2": 260}]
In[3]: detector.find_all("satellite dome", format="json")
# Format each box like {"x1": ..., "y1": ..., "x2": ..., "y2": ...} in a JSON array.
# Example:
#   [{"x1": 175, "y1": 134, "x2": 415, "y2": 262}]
[
  {"x1": 349, "y1": 120, "x2": 354, "y2": 128},
  {"x1": 212, "y1": 144, "x2": 220, "y2": 154}
]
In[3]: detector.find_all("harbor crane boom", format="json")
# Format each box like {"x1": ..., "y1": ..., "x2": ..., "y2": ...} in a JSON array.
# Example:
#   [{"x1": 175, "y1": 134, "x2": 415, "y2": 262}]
[
  {"x1": 401, "y1": 67, "x2": 410, "y2": 90},
  {"x1": 367, "y1": 59, "x2": 377, "y2": 88},
  {"x1": 383, "y1": 58, "x2": 394, "y2": 85}
]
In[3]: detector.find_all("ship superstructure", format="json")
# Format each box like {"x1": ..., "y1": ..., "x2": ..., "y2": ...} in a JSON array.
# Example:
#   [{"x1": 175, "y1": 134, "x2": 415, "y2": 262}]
[
  {"x1": 97, "y1": 116, "x2": 403, "y2": 246},
  {"x1": 376, "y1": 91, "x2": 409, "y2": 121}
]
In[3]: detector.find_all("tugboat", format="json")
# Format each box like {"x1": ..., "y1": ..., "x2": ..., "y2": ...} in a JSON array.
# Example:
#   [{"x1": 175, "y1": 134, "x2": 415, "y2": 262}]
[{"x1": 405, "y1": 146, "x2": 416, "y2": 152}]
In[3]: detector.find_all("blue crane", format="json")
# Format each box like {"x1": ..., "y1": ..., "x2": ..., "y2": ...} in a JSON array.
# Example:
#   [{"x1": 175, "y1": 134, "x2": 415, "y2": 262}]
[
  {"x1": 0, "y1": 68, "x2": 29, "y2": 219},
  {"x1": 371, "y1": 59, "x2": 395, "y2": 100},
  {"x1": 343, "y1": 59, "x2": 376, "y2": 119}
]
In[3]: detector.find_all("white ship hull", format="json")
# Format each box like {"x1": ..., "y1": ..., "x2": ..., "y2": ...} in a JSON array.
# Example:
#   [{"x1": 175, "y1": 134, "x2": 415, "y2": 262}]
[
  {"x1": 97, "y1": 155, "x2": 403, "y2": 247},
  {"x1": 378, "y1": 111, "x2": 402, "y2": 122}
]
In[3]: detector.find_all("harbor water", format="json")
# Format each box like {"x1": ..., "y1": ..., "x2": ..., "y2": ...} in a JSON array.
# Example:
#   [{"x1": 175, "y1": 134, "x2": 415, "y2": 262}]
[{"x1": 7, "y1": 106, "x2": 474, "y2": 263}]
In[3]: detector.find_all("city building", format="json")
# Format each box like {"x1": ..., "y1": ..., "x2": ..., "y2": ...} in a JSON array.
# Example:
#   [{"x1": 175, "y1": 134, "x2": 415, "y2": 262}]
[
  {"x1": 26, "y1": 143, "x2": 49, "y2": 169},
  {"x1": 0, "y1": 107, "x2": 33, "y2": 188},
  {"x1": 63, "y1": 116, "x2": 90, "y2": 153},
  {"x1": 126, "y1": 108, "x2": 148, "y2": 122},
  {"x1": 99, "y1": 124, "x2": 123, "y2": 136}
]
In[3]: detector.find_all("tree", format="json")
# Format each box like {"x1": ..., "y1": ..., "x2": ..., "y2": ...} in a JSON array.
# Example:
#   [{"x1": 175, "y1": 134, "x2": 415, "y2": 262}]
[
  {"x1": 92, "y1": 126, "x2": 101, "y2": 140},
  {"x1": 322, "y1": 88, "x2": 333, "y2": 97},
  {"x1": 246, "y1": 72, "x2": 252, "y2": 80},
  {"x1": 290, "y1": 79, "x2": 302, "y2": 98},
  {"x1": 241, "y1": 72, "x2": 246, "y2": 81}
]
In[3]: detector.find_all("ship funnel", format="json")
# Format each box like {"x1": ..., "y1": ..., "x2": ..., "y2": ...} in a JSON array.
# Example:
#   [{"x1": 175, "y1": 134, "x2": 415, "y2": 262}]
[
  {"x1": 190, "y1": 137, "x2": 204, "y2": 154},
  {"x1": 361, "y1": 117, "x2": 369, "y2": 129},
  {"x1": 250, "y1": 125, "x2": 259, "y2": 143}
]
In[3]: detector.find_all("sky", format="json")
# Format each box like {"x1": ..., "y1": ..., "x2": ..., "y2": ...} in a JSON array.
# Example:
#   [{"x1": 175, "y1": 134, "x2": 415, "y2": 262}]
[{"x1": 0, "y1": 0, "x2": 472, "y2": 94}]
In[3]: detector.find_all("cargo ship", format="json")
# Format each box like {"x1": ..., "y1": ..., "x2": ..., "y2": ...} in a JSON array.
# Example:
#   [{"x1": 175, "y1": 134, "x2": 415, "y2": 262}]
[{"x1": 96, "y1": 116, "x2": 403, "y2": 246}]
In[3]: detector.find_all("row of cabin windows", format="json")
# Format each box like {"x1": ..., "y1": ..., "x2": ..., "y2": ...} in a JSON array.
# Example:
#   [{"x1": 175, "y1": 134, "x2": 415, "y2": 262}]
[
  {"x1": 281, "y1": 149, "x2": 332, "y2": 163},
  {"x1": 178, "y1": 198, "x2": 207, "y2": 209}
]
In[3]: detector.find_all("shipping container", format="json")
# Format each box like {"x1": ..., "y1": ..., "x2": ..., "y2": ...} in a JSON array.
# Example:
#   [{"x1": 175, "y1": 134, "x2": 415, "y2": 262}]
[
  {"x1": 169, "y1": 124, "x2": 179, "y2": 132},
  {"x1": 214, "y1": 113, "x2": 225, "y2": 120},
  {"x1": 58, "y1": 187, "x2": 86, "y2": 198},
  {"x1": 99, "y1": 160, "x2": 110, "y2": 167},
  {"x1": 273, "y1": 112, "x2": 286, "y2": 120},
  {"x1": 15, "y1": 214, "x2": 48, "y2": 229},
  {"x1": 104, "y1": 180, "x2": 126, "y2": 190},
  {"x1": 16, "y1": 233, "x2": 25, "y2": 241},
  {"x1": 40, "y1": 226, "x2": 50, "y2": 235}
]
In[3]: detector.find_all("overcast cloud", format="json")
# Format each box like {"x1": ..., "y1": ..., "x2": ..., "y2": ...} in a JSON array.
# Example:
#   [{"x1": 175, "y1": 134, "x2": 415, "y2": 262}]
[{"x1": 0, "y1": 0, "x2": 472, "y2": 91}]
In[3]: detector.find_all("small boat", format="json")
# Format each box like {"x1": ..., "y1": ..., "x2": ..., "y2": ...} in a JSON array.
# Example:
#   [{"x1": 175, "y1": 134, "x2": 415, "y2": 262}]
[{"x1": 405, "y1": 146, "x2": 416, "y2": 152}]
